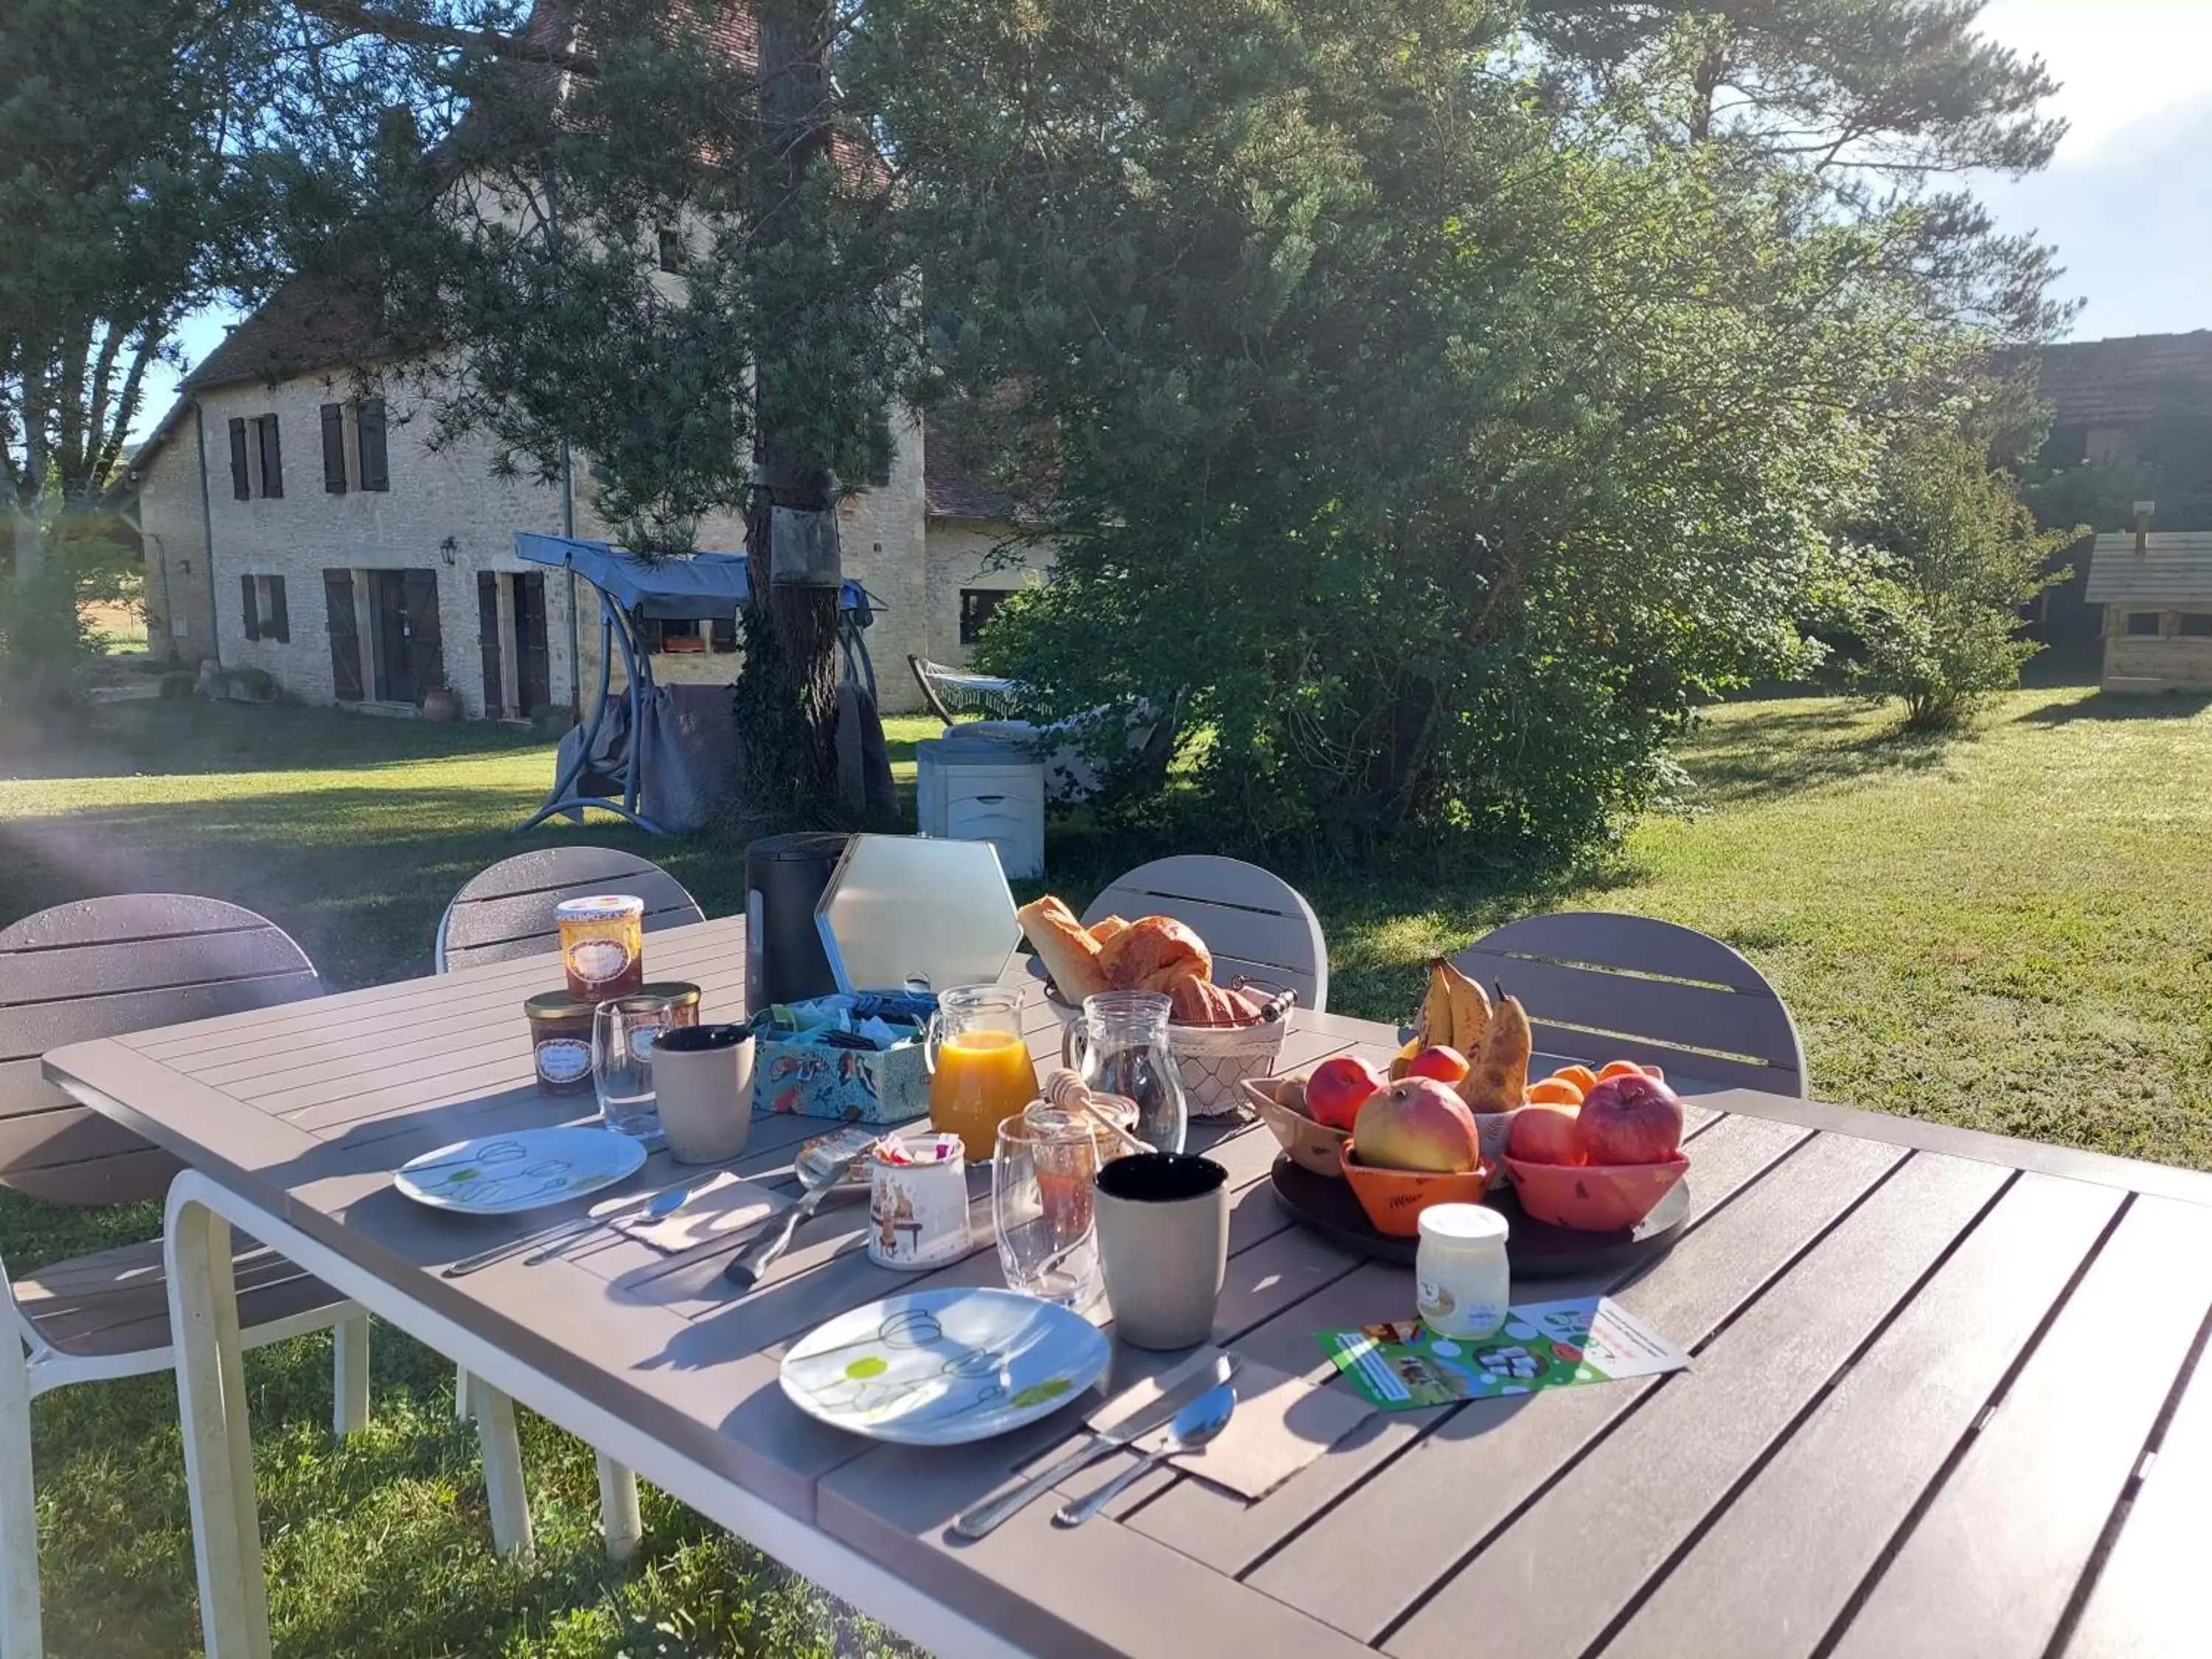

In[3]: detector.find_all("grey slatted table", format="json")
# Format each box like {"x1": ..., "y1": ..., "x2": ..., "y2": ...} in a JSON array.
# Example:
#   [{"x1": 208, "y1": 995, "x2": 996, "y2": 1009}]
[{"x1": 41, "y1": 913, "x2": 2212, "y2": 1658}]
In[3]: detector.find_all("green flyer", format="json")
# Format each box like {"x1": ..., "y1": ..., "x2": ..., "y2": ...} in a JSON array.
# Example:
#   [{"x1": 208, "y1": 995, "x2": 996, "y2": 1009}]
[{"x1": 1315, "y1": 1295, "x2": 1689, "y2": 1411}]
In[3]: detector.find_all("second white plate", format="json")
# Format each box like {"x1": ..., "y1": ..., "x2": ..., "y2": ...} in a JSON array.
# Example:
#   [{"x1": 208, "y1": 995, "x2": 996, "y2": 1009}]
[{"x1": 396, "y1": 1126, "x2": 647, "y2": 1216}]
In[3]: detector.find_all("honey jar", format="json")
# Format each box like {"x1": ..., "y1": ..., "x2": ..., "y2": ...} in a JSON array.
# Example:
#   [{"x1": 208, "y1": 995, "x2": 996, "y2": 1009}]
[{"x1": 554, "y1": 894, "x2": 646, "y2": 1001}]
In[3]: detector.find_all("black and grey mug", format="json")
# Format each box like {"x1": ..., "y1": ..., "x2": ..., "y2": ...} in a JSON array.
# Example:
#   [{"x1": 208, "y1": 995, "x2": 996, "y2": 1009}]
[
  {"x1": 650, "y1": 1024, "x2": 755, "y2": 1164},
  {"x1": 1093, "y1": 1152, "x2": 1230, "y2": 1350}
]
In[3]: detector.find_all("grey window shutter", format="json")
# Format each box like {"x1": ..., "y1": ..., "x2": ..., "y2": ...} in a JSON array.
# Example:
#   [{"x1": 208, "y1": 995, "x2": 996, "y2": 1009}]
[
  {"x1": 228, "y1": 418, "x2": 250, "y2": 498},
  {"x1": 240, "y1": 574, "x2": 261, "y2": 641},
  {"x1": 268, "y1": 575, "x2": 290, "y2": 642},
  {"x1": 358, "y1": 399, "x2": 389, "y2": 491},
  {"x1": 321, "y1": 403, "x2": 347, "y2": 492},
  {"x1": 257, "y1": 414, "x2": 283, "y2": 497}
]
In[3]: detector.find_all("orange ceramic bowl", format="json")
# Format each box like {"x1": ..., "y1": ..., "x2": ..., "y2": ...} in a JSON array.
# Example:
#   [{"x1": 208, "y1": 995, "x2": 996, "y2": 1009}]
[
  {"x1": 1340, "y1": 1147, "x2": 1492, "y2": 1237},
  {"x1": 1503, "y1": 1154, "x2": 1690, "y2": 1232}
]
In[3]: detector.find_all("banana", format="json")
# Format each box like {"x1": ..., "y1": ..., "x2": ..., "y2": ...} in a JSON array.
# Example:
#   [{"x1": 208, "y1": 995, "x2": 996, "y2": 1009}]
[
  {"x1": 1388, "y1": 1036, "x2": 1422, "y2": 1082},
  {"x1": 1442, "y1": 959, "x2": 1490, "y2": 1057},
  {"x1": 1418, "y1": 959, "x2": 1454, "y2": 1050}
]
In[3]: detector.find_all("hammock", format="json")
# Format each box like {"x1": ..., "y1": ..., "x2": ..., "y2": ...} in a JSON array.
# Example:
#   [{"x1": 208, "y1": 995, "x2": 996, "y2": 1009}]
[{"x1": 908, "y1": 655, "x2": 1023, "y2": 723}]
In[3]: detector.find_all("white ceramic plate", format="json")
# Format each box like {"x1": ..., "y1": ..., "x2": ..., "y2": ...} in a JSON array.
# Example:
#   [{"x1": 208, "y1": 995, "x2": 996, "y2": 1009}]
[
  {"x1": 395, "y1": 1126, "x2": 648, "y2": 1216},
  {"x1": 781, "y1": 1287, "x2": 1110, "y2": 1445}
]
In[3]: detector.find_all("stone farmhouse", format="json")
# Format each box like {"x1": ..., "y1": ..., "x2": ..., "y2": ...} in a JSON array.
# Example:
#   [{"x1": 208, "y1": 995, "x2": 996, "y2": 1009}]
[{"x1": 119, "y1": 281, "x2": 1043, "y2": 720}]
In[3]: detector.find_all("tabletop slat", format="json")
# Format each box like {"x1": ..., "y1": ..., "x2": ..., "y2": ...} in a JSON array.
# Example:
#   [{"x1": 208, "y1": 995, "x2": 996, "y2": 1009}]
[
  {"x1": 1601, "y1": 1169, "x2": 2125, "y2": 1659},
  {"x1": 2059, "y1": 1312, "x2": 2212, "y2": 1659},
  {"x1": 1824, "y1": 1193, "x2": 2212, "y2": 1659}
]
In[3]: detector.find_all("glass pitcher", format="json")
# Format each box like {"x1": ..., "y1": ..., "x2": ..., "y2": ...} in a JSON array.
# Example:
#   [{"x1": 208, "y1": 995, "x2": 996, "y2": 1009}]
[
  {"x1": 925, "y1": 984, "x2": 1042, "y2": 1161},
  {"x1": 1063, "y1": 991, "x2": 1187, "y2": 1153}
]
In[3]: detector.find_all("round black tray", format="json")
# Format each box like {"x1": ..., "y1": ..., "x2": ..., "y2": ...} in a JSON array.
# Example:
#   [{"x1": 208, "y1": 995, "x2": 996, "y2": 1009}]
[{"x1": 1267, "y1": 1154, "x2": 1689, "y2": 1278}]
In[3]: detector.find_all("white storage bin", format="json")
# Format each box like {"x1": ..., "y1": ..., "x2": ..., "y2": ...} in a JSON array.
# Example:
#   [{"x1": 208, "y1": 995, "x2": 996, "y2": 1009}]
[{"x1": 915, "y1": 740, "x2": 1046, "y2": 880}]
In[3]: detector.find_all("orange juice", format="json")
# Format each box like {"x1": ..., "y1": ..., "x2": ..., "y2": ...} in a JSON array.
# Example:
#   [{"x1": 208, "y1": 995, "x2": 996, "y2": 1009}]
[{"x1": 931, "y1": 1029, "x2": 1041, "y2": 1161}]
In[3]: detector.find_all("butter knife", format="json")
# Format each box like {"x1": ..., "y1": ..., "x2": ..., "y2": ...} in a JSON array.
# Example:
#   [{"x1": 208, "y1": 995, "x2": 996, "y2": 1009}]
[{"x1": 950, "y1": 1353, "x2": 1242, "y2": 1540}]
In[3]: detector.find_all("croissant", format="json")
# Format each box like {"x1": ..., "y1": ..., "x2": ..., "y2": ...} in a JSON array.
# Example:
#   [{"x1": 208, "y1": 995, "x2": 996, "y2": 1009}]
[{"x1": 1098, "y1": 915, "x2": 1212, "y2": 994}]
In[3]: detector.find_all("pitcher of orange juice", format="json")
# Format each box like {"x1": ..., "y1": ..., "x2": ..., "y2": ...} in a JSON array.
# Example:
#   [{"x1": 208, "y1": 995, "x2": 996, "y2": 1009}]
[{"x1": 925, "y1": 985, "x2": 1041, "y2": 1160}]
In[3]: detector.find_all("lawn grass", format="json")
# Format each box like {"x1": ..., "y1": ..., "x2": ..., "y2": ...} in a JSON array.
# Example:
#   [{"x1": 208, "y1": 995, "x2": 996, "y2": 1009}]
[{"x1": 3, "y1": 678, "x2": 2208, "y2": 1655}]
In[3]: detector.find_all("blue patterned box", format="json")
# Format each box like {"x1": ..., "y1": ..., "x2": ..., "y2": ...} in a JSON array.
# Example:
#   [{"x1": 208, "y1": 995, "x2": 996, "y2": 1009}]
[{"x1": 752, "y1": 1028, "x2": 931, "y2": 1125}]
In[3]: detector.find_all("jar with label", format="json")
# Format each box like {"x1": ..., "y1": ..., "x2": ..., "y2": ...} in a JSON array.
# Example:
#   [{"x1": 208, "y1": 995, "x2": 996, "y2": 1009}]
[
  {"x1": 554, "y1": 894, "x2": 646, "y2": 1001},
  {"x1": 524, "y1": 992, "x2": 597, "y2": 1096},
  {"x1": 1415, "y1": 1203, "x2": 1511, "y2": 1341},
  {"x1": 635, "y1": 981, "x2": 701, "y2": 1026}
]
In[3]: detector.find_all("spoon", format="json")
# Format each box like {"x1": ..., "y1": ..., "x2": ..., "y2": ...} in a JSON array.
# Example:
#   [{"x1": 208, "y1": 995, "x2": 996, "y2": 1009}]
[
  {"x1": 1053, "y1": 1380, "x2": 1238, "y2": 1526},
  {"x1": 521, "y1": 1182, "x2": 695, "y2": 1265}
]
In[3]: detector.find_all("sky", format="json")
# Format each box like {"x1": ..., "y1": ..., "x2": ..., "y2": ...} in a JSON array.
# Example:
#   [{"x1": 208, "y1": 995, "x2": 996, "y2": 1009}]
[{"x1": 132, "y1": 1, "x2": 2212, "y2": 441}]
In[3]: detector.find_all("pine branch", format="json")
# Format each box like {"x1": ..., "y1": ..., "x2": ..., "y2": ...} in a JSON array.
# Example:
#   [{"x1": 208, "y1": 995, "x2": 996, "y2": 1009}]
[{"x1": 285, "y1": 1, "x2": 599, "y2": 76}]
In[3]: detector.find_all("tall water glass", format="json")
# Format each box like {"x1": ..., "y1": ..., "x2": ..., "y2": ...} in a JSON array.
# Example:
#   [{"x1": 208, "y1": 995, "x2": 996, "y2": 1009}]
[
  {"x1": 593, "y1": 994, "x2": 674, "y2": 1139},
  {"x1": 992, "y1": 1110, "x2": 1102, "y2": 1309},
  {"x1": 1063, "y1": 990, "x2": 1187, "y2": 1153}
]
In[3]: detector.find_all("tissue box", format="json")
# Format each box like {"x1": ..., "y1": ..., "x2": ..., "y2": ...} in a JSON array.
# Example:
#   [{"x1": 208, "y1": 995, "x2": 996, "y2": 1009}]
[{"x1": 752, "y1": 1015, "x2": 931, "y2": 1125}]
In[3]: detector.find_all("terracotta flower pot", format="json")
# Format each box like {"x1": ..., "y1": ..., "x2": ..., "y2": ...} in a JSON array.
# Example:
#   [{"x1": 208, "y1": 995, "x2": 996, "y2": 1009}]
[{"x1": 421, "y1": 686, "x2": 461, "y2": 723}]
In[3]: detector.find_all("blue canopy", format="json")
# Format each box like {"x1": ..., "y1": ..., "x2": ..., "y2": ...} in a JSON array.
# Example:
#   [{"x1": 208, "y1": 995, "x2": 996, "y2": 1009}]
[{"x1": 515, "y1": 532, "x2": 871, "y2": 620}]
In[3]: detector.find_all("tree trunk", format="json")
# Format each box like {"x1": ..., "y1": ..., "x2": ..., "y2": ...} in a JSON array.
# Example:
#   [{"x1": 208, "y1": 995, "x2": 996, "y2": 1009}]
[{"x1": 733, "y1": 0, "x2": 844, "y2": 825}]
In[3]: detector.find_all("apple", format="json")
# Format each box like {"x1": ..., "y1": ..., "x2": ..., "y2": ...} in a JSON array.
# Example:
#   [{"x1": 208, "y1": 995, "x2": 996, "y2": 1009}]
[
  {"x1": 1353, "y1": 1077, "x2": 1484, "y2": 1173},
  {"x1": 1575, "y1": 1072, "x2": 1685, "y2": 1166},
  {"x1": 1508, "y1": 1104, "x2": 1585, "y2": 1165},
  {"x1": 1307, "y1": 1055, "x2": 1388, "y2": 1132},
  {"x1": 1405, "y1": 1045, "x2": 1470, "y2": 1085}
]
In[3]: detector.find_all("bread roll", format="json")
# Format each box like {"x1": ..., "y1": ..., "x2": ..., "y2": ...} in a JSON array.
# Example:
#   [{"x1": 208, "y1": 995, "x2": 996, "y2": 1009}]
[
  {"x1": 1017, "y1": 896, "x2": 1109, "y2": 1001},
  {"x1": 1088, "y1": 915, "x2": 1133, "y2": 947},
  {"x1": 1169, "y1": 975, "x2": 1262, "y2": 1026},
  {"x1": 1099, "y1": 915, "x2": 1212, "y2": 994}
]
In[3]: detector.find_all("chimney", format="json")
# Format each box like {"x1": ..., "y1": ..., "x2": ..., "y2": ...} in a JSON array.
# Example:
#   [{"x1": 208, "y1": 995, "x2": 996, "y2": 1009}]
[{"x1": 2134, "y1": 501, "x2": 2155, "y2": 555}]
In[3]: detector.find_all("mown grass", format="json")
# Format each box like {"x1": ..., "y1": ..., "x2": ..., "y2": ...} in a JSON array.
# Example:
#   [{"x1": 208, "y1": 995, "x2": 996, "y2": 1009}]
[{"x1": 2, "y1": 678, "x2": 2208, "y2": 1655}]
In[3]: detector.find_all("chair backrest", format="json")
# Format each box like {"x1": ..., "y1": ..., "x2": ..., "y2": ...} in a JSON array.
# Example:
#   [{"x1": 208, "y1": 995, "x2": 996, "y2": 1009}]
[
  {"x1": 436, "y1": 846, "x2": 705, "y2": 973},
  {"x1": 1454, "y1": 911, "x2": 1806, "y2": 1096},
  {"x1": 1082, "y1": 855, "x2": 1329, "y2": 1013},
  {"x1": 0, "y1": 895, "x2": 321, "y2": 1205}
]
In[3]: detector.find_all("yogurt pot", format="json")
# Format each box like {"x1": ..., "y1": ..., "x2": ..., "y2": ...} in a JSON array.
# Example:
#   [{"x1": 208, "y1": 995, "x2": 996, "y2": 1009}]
[
  {"x1": 1415, "y1": 1202, "x2": 1511, "y2": 1341},
  {"x1": 554, "y1": 894, "x2": 646, "y2": 1001}
]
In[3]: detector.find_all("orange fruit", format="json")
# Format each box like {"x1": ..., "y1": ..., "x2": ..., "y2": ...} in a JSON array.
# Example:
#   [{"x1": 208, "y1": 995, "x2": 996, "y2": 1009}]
[
  {"x1": 1596, "y1": 1060, "x2": 1646, "y2": 1082},
  {"x1": 1551, "y1": 1064, "x2": 1599, "y2": 1094},
  {"x1": 1526, "y1": 1077, "x2": 1585, "y2": 1106}
]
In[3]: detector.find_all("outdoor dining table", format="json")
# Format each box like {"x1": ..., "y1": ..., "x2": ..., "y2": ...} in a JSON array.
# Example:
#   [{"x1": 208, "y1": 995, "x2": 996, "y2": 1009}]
[{"x1": 40, "y1": 911, "x2": 2212, "y2": 1659}]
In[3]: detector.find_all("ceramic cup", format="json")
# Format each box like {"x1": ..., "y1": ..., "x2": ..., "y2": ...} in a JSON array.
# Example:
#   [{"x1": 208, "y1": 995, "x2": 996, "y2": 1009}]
[
  {"x1": 1093, "y1": 1152, "x2": 1230, "y2": 1350},
  {"x1": 650, "y1": 1024, "x2": 755, "y2": 1164}
]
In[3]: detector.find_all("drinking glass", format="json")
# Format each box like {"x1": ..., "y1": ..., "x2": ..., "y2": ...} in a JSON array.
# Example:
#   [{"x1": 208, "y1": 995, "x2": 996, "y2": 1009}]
[
  {"x1": 992, "y1": 1110, "x2": 1102, "y2": 1309},
  {"x1": 593, "y1": 994, "x2": 675, "y2": 1139},
  {"x1": 1064, "y1": 990, "x2": 1187, "y2": 1153}
]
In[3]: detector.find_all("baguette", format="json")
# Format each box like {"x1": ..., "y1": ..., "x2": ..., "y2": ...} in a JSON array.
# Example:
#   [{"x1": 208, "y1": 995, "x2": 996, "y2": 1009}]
[{"x1": 1017, "y1": 896, "x2": 1110, "y2": 1001}]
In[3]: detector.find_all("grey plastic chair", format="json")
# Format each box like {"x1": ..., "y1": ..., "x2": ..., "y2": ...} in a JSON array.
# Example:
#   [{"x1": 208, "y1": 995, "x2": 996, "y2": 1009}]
[
  {"x1": 435, "y1": 845, "x2": 704, "y2": 973},
  {"x1": 434, "y1": 847, "x2": 704, "y2": 1564},
  {"x1": 1453, "y1": 911, "x2": 1806, "y2": 1096},
  {"x1": 1082, "y1": 855, "x2": 1329, "y2": 1012},
  {"x1": 1, "y1": 896, "x2": 365, "y2": 1659}
]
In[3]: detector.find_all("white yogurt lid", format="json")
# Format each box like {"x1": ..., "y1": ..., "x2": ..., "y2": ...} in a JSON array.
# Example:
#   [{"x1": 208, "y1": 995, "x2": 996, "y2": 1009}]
[
  {"x1": 1418, "y1": 1202, "x2": 1510, "y2": 1245},
  {"x1": 555, "y1": 893, "x2": 645, "y2": 921}
]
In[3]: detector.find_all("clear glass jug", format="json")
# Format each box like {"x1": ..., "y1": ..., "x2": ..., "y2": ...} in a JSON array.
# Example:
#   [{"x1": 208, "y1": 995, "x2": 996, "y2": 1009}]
[
  {"x1": 1062, "y1": 991, "x2": 1187, "y2": 1153},
  {"x1": 925, "y1": 984, "x2": 1041, "y2": 1161}
]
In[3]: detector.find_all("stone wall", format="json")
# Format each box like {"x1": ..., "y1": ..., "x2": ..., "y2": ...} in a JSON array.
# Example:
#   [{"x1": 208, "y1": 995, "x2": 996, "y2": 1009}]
[
  {"x1": 921, "y1": 518, "x2": 1051, "y2": 672},
  {"x1": 135, "y1": 424, "x2": 215, "y2": 664}
]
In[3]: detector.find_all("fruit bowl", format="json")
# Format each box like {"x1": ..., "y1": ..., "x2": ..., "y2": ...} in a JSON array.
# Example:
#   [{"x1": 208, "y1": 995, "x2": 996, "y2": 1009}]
[
  {"x1": 1339, "y1": 1147, "x2": 1492, "y2": 1238},
  {"x1": 1242, "y1": 1074, "x2": 1350, "y2": 1178},
  {"x1": 1503, "y1": 1153, "x2": 1690, "y2": 1233}
]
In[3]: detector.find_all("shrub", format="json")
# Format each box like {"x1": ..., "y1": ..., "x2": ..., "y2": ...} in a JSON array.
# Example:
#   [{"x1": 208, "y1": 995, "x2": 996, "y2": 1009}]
[{"x1": 1850, "y1": 431, "x2": 2082, "y2": 731}]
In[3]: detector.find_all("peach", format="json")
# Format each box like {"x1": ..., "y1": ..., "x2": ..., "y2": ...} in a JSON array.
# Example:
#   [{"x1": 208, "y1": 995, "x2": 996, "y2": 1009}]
[
  {"x1": 1509, "y1": 1103, "x2": 1585, "y2": 1165},
  {"x1": 1405, "y1": 1045, "x2": 1470, "y2": 1085},
  {"x1": 1307, "y1": 1055, "x2": 1387, "y2": 1132}
]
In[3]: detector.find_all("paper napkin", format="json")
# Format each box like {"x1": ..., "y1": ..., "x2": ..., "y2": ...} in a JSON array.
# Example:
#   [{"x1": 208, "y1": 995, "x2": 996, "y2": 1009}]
[
  {"x1": 1088, "y1": 1348, "x2": 1374, "y2": 1502},
  {"x1": 611, "y1": 1172, "x2": 788, "y2": 1255}
]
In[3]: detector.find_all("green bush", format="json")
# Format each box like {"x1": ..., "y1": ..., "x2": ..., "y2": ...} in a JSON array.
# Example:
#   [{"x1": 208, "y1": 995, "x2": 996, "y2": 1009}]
[
  {"x1": 0, "y1": 562, "x2": 97, "y2": 709},
  {"x1": 1849, "y1": 431, "x2": 2082, "y2": 731}
]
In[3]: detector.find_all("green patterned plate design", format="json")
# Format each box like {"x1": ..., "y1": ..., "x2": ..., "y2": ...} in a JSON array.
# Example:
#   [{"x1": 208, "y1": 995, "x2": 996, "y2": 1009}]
[
  {"x1": 781, "y1": 1287, "x2": 1112, "y2": 1446},
  {"x1": 395, "y1": 1127, "x2": 648, "y2": 1216}
]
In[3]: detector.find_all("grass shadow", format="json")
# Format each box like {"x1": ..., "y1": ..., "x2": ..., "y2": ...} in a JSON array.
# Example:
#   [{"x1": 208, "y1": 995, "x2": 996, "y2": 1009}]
[
  {"x1": 2020, "y1": 689, "x2": 2212, "y2": 726},
  {"x1": 1671, "y1": 704, "x2": 1957, "y2": 809}
]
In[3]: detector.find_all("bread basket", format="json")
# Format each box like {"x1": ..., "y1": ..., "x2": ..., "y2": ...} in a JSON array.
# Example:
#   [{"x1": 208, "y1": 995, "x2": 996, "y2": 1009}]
[{"x1": 1169, "y1": 984, "x2": 1295, "y2": 1119}]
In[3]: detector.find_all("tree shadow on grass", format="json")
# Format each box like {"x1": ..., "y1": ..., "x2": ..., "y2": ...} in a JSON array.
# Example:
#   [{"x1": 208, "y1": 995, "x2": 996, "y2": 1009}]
[
  {"x1": 2018, "y1": 689, "x2": 2212, "y2": 726},
  {"x1": 1671, "y1": 705, "x2": 1957, "y2": 809}
]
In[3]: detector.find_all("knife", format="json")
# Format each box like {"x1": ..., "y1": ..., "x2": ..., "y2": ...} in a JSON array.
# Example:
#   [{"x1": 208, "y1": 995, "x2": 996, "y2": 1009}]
[
  {"x1": 719, "y1": 1152, "x2": 861, "y2": 1291},
  {"x1": 950, "y1": 1352, "x2": 1242, "y2": 1540}
]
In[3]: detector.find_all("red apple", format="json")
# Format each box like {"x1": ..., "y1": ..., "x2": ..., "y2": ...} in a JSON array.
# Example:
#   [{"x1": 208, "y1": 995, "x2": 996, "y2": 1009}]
[
  {"x1": 1405, "y1": 1045, "x2": 1470, "y2": 1085},
  {"x1": 1575, "y1": 1073, "x2": 1685, "y2": 1166},
  {"x1": 1354, "y1": 1077, "x2": 1484, "y2": 1173},
  {"x1": 1508, "y1": 1104, "x2": 1585, "y2": 1165},
  {"x1": 1307, "y1": 1055, "x2": 1388, "y2": 1132}
]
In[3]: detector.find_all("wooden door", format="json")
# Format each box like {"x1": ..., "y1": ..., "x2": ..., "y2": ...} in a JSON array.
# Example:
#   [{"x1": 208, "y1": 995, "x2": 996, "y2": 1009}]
[
  {"x1": 476, "y1": 571, "x2": 505, "y2": 717},
  {"x1": 369, "y1": 568, "x2": 443, "y2": 703},
  {"x1": 402, "y1": 568, "x2": 445, "y2": 701},
  {"x1": 323, "y1": 570, "x2": 364, "y2": 700},
  {"x1": 513, "y1": 571, "x2": 551, "y2": 715}
]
